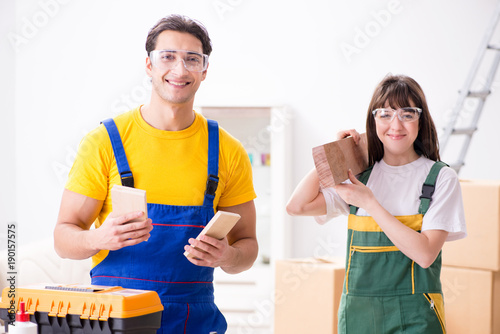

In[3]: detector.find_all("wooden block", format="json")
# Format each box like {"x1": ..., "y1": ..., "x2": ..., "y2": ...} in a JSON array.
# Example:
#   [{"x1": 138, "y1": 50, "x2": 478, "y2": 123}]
[
  {"x1": 110, "y1": 185, "x2": 147, "y2": 222},
  {"x1": 312, "y1": 133, "x2": 368, "y2": 188},
  {"x1": 184, "y1": 211, "x2": 241, "y2": 258}
]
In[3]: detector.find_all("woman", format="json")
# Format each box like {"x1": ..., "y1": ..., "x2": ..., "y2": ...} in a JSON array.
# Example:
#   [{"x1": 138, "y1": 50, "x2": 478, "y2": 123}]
[{"x1": 286, "y1": 74, "x2": 466, "y2": 333}]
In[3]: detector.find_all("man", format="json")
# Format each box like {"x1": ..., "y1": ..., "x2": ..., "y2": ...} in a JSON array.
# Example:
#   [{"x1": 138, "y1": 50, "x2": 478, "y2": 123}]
[{"x1": 54, "y1": 14, "x2": 258, "y2": 333}]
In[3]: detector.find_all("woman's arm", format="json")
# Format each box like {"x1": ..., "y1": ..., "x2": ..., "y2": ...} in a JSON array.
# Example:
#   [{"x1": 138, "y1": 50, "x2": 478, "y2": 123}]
[
  {"x1": 286, "y1": 168, "x2": 327, "y2": 216},
  {"x1": 335, "y1": 170, "x2": 448, "y2": 268},
  {"x1": 368, "y1": 204, "x2": 448, "y2": 268},
  {"x1": 286, "y1": 129, "x2": 361, "y2": 217}
]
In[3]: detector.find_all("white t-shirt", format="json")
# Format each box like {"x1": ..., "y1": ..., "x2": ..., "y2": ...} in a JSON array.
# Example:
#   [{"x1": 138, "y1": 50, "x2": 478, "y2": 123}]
[{"x1": 315, "y1": 156, "x2": 467, "y2": 242}]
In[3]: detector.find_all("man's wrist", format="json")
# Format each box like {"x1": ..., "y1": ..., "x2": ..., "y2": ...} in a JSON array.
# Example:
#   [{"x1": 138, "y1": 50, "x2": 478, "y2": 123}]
[
  {"x1": 221, "y1": 245, "x2": 240, "y2": 272},
  {"x1": 82, "y1": 229, "x2": 100, "y2": 255}
]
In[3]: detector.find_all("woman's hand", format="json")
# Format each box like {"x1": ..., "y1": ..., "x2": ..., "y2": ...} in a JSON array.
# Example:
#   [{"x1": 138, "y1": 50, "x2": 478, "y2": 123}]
[
  {"x1": 336, "y1": 129, "x2": 361, "y2": 144},
  {"x1": 335, "y1": 169, "x2": 377, "y2": 212}
]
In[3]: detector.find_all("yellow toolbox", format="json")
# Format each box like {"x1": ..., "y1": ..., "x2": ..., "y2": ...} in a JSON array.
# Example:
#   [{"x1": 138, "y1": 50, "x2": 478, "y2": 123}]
[{"x1": 0, "y1": 284, "x2": 163, "y2": 333}]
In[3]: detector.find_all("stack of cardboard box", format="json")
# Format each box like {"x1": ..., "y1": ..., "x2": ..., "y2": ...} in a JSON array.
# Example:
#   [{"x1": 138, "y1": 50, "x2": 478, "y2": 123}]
[
  {"x1": 274, "y1": 258, "x2": 345, "y2": 334},
  {"x1": 441, "y1": 180, "x2": 500, "y2": 334}
]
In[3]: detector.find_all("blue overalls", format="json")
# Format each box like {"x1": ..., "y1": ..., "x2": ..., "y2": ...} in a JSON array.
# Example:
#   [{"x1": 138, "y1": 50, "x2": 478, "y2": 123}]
[{"x1": 91, "y1": 118, "x2": 227, "y2": 334}]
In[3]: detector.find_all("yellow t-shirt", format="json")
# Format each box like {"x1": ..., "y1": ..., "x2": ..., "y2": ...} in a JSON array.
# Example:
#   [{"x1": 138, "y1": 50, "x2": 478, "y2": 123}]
[{"x1": 66, "y1": 106, "x2": 256, "y2": 267}]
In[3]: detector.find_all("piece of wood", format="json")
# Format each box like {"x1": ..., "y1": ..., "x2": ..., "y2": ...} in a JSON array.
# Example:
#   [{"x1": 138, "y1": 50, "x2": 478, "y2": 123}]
[
  {"x1": 110, "y1": 184, "x2": 148, "y2": 222},
  {"x1": 312, "y1": 133, "x2": 369, "y2": 188},
  {"x1": 184, "y1": 211, "x2": 241, "y2": 258}
]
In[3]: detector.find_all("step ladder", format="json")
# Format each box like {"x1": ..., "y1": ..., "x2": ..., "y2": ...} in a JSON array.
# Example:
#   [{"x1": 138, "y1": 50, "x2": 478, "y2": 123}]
[{"x1": 439, "y1": 2, "x2": 500, "y2": 173}]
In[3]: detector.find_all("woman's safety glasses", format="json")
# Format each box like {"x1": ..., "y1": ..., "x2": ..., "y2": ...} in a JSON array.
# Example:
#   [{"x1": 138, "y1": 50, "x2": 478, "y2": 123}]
[{"x1": 372, "y1": 107, "x2": 422, "y2": 123}]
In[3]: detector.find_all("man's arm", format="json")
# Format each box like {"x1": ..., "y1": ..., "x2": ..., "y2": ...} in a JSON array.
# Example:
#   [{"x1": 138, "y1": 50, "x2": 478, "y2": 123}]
[
  {"x1": 54, "y1": 189, "x2": 153, "y2": 259},
  {"x1": 184, "y1": 200, "x2": 258, "y2": 274}
]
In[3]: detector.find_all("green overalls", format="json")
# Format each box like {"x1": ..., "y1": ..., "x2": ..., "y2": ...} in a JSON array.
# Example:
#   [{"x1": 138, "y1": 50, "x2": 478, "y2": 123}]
[{"x1": 338, "y1": 162, "x2": 447, "y2": 334}]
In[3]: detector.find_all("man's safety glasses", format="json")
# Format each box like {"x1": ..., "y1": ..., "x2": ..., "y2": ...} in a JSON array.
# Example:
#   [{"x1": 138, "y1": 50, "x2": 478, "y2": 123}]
[
  {"x1": 149, "y1": 49, "x2": 209, "y2": 72},
  {"x1": 372, "y1": 107, "x2": 422, "y2": 123}
]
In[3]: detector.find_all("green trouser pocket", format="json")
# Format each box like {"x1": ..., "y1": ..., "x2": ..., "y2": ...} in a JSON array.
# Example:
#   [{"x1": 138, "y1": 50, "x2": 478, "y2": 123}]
[
  {"x1": 399, "y1": 293, "x2": 446, "y2": 334},
  {"x1": 424, "y1": 293, "x2": 446, "y2": 333},
  {"x1": 337, "y1": 293, "x2": 446, "y2": 334},
  {"x1": 346, "y1": 246, "x2": 414, "y2": 295}
]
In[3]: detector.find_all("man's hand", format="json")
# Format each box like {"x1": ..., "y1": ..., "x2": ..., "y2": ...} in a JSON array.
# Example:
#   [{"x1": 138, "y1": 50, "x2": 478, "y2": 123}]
[
  {"x1": 54, "y1": 189, "x2": 152, "y2": 260},
  {"x1": 183, "y1": 235, "x2": 235, "y2": 268},
  {"x1": 181, "y1": 201, "x2": 257, "y2": 274},
  {"x1": 89, "y1": 211, "x2": 153, "y2": 251}
]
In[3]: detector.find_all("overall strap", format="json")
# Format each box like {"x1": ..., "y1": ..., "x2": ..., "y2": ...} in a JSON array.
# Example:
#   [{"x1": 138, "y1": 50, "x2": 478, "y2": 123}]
[
  {"x1": 101, "y1": 119, "x2": 135, "y2": 188},
  {"x1": 418, "y1": 161, "x2": 448, "y2": 215},
  {"x1": 203, "y1": 119, "x2": 220, "y2": 208},
  {"x1": 349, "y1": 165, "x2": 374, "y2": 215}
]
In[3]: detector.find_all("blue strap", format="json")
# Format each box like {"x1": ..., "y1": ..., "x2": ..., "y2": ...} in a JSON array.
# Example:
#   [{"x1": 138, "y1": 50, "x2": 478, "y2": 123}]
[
  {"x1": 203, "y1": 120, "x2": 219, "y2": 208},
  {"x1": 102, "y1": 117, "x2": 219, "y2": 203},
  {"x1": 101, "y1": 119, "x2": 135, "y2": 188}
]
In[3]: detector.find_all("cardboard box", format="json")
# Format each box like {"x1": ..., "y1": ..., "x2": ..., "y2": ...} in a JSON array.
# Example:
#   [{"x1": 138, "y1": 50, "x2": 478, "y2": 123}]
[
  {"x1": 442, "y1": 266, "x2": 500, "y2": 334},
  {"x1": 274, "y1": 258, "x2": 345, "y2": 334},
  {"x1": 442, "y1": 180, "x2": 500, "y2": 271}
]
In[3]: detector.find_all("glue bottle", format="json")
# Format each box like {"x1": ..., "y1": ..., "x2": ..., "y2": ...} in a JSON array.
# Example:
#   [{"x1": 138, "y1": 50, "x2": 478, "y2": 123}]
[{"x1": 7, "y1": 301, "x2": 37, "y2": 334}]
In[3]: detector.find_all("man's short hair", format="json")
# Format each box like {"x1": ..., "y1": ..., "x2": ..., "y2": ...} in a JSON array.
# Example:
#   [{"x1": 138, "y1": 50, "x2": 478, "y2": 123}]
[{"x1": 146, "y1": 14, "x2": 212, "y2": 56}]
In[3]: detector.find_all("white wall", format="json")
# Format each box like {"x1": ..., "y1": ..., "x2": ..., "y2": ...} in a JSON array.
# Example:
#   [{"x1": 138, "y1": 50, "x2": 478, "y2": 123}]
[
  {"x1": 4, "y1": 0, "x2": 499, "y2": 258},
  {"x1": 0, "y1": 0, "x2": 16, "y2": 244}
]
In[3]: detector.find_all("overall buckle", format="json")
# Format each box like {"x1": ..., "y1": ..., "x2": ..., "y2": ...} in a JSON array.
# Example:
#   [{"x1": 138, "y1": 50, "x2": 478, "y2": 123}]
[
  {"x1": 205, "y1": 175, "x2": 219, "y2": 196},
  {"x1": 419, "y1": 183, "x2": 435, "y2": 201},
  {"x1": 120, "y1": 171, "x2": 135, "y2": 188}
]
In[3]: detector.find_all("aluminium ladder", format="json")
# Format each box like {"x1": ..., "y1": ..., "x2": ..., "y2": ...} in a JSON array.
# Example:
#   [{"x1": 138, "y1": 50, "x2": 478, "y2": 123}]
[{"x1": 439, "y1": 1, "x2": 500, "y2": 173}]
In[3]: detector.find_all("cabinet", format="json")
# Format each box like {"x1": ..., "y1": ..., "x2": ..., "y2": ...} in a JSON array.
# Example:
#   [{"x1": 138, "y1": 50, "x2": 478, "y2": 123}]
[{"x1": 198, "y1": 106, "x2": 292, "y2": 333}]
